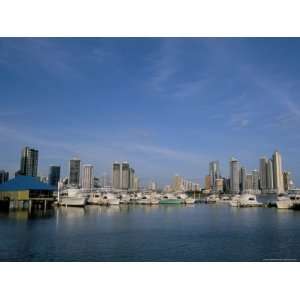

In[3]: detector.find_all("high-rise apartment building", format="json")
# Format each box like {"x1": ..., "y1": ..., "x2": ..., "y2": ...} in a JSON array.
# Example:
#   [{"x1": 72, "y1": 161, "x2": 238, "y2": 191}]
[
  {"x1": 205, "y1": 175, "x2": 211, "y2": 191},
  {"x1": 48, "y1": 165, "x2": 60, "y2": 187},
  {"x1": 230, "y1": 157, "x2": 240, "y2": 194},
  {"x1": 252, "y1": 170, "x2": 259, "y2": 192},
  {"x1": 172, "y1": 174, "x2": 183, "y2": 192},
  {"x1": 69, "y1": 158, "x2": 81, "y2": 186},
  {"x1": 209, "y1": 161, "x2": 221, "y2": 191},
  {"x1": 245, "y1": 174, "x2": 254, "y2": 192},
  {"x1": 283, "y1": 171, "x2": 292, "y2": 191},
  {"x1": 0, "y1": 170, "x2": 9, "y2": 184},
  {"x1": 215, "y1": 178, "x2": 224, "y2": 192},
  {"x1": 240, "y1": 167, "x2": 246, "y2": 193},
  {"x1": 272, "y1": 151, "x2": 284, "y2": 193},
  {"x1": 112, "y1": 161, "x2": 135, "y2": 190},
  {"x1": 82, "y1": 164, "x2": 94, "y2": 190},
  {"x1": 19, "y1": 146, "x2": 38, "y2": 176},
  {"x1": 259, "y1": 157, "x2": 268, "y2": 192},
  {"x1": 112, "y1": 162, "x2": 121, "y2": 189},
  {"x1": 267, "y1": 159, "x2": 274, "y2": 192}
]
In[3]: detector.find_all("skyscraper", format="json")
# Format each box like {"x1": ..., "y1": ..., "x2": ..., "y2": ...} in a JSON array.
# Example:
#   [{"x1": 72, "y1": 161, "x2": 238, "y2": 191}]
[
  {"x1": 209, "y1": 161, "x2": 221, "y2": 191},
  {"x1": 19, "y1": 146, "x2": 38, "y2": 176},
  {"x1": 267, "y1": 159, "x2": 274, "y2": 192},
  {"x1": 129, "y1": 168, "x2": 135, "y2": 190},
  {"x1": 121, "y1": 162, "x2": 130, "y2": 190},
  {"x1": 112, "y1": 162, "x2": 121, "y2": 189},
  {"x1": 69, "y1": 158, "x2": 80, "y2": 186},
  {"x1": 172, "y1": 174, "x2": 183, "y2": 192},
  {"x1": 240, "y1": 166, "x2": 246, "y2": 193},
  {"x1": 252, "y1": 170, "x2": 259, "y2": 192},
  {"x1": 245, "y1": 174, "x2": 254, "y2": 192},
  {"x1": 48, "y1": 165, "x2": 61, "y2": 187},
  {"x1": 205, "y1": 175, "x2": 212, "y2": 191},
  {"x1": 259, "y1": 157, "x2": 268, "y2": 192},
  {"x1": 230, "y1": 157, "x2": 240, "y2": 194},
  {"x1": 272, "y1": 151, "x2": 284, "y2": 193},
  {"x1": 82, "y1": 164, "x2": 94, "y2": 190},
  {"x1": 283, "y1": 171, "x2": 292, "y2": 191},
  {"x1": 0, "y1": 170, "x2": 9, "y2": 184}
]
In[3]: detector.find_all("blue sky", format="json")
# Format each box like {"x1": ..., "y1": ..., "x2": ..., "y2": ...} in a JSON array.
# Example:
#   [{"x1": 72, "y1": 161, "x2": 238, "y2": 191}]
[{"x1": 1, "y1": 38, "x2": 300, "y2": 186}]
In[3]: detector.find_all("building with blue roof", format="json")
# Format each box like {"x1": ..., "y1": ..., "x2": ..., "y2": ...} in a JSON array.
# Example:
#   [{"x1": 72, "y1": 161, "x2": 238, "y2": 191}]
[{"x1": 0, "y1": 176, "x2": 55, "y2": 203}]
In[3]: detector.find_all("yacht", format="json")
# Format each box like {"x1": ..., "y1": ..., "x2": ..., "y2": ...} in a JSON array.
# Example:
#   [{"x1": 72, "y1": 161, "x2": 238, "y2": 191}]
[
  {"x1": 120, "y1": 193, "x2": 131, "y2": 204},
  {"x1": 137, "y1": 194, "x2": 151, "y2": 205},
  {"x1": 276, "y1": 192, "x2": 300, "y2": 209},
  {"x1": 177, "y1": 193, "x2": 195, "y2": 204},
  {"x1": 88, "y1": 192, "x2": 102, "y2": 205},
  {"x1": 59, "y1": 188, "x2": 87, "y2": 207},
  {"x1": 205, "y1": 194, "x2": 219, "y2": 203},
  {"x1": 230, "y1": 194, "x2": 263, "y2": 207},
  {"x1": 103, "y1": 193, "x2": 120, "y2": 205}
]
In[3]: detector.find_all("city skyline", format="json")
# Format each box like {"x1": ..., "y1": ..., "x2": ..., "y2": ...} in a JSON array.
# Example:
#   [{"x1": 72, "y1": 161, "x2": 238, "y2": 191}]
[{"x1": 1, "y1": 38, "x2": 300, "y2": 184}]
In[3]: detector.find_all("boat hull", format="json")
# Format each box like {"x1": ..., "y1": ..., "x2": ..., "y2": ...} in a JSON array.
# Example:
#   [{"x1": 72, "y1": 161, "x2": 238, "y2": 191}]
[{"x1": 159, "y1": 199, "x2": 182, "y2": 204}]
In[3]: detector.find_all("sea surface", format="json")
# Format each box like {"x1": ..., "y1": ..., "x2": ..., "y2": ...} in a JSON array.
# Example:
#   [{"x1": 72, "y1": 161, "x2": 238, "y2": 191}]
[{"x1": 1, "y1": 195, "x2": 300, "y2": 262}]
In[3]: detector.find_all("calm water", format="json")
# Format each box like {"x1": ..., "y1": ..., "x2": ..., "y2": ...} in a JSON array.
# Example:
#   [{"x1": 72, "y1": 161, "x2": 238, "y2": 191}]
[{"x1": 1, "y1": 196, "x2": 300, "y2": 261}]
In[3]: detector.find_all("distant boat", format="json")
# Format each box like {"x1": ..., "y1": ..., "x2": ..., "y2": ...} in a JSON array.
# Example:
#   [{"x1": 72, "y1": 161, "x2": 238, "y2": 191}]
[
  {"x1": 59, "y1": 188, "x2": 87, "y2": 207},
  {"x1": 276, "y1": 192, "x2": 300, "y2": 209},
  {"x1": 103, "y1": 193, "x2": 120, "y2": 205},
  {"x1": 230, "y1": 194, "x2": 263, "y2": 207},
  {"x1": 205, "y1": 194, "x2": 219, "y2": 203},
  {"x1": 159, "y1": 193, "x2": 182, "y2": 204}
]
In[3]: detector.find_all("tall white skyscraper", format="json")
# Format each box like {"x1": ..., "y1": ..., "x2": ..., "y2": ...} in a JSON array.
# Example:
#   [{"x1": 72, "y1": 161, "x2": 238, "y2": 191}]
[
  {"x1": 82, "y1": 164, "x2": 94, "y2": 190},
  {"x1": 230, "y1": 157, "x2": 240, "y2": 194},
  {"x1": 272, "y1": 150, "x2": 284, "y2": 193}
]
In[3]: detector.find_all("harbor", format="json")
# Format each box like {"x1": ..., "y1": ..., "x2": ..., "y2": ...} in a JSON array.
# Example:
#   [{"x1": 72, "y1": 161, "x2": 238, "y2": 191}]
[{"x1": 1, "y1": 194, "x2": 300, "y2": 262}]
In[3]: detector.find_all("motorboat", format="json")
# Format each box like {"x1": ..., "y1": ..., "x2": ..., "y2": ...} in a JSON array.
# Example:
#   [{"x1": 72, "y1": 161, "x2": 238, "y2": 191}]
[
  {"x1": 230, "y1": 193, "x2": 263, "y2": 207},
  {"x1": 103, "y1": 193, "x2": 120, "y2": 205},
  {"x1": 88, "y1": 192, "x2": 102, "y2": 205},
  {"x1": 177, "y1": 193, "x2": 195, "y2": 204},
  {"x1": 119, "y1": 193, "x2": 131, "y2": 204},
  {"x1": 59, "y1": 188, "x2": 87, "y2": 207},
  {"x1": 276, "y1": 193, "x2": 300, "y2": 209},
  {"x1": 205, "y1": 194, "x2": 219, "y2": 203}
]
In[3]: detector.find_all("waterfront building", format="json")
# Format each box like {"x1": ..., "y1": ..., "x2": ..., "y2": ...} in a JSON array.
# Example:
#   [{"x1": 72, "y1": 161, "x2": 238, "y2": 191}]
[
  {"x1": 112, "y1": 162, "x2": 121, "y2": 189},
  {"x1": 0, "y1": 170, "x2": 9, "y2": 184},
  {"x1": 121, "y1": 162, "x2": 130, "y2": 189},
  {"x1": 215, "y1": 178, "x2": 224, "y2": 193},
  {"x1": 112, "y1": 161, "x2": 135, "y2": 190},
  {"x1": 133, "y1": 175, "x2": 139, "y2": 191},
  {"x1": 223, "y1": 177, "x2": 230, "y2": 194},
  {"x1": 19, "y1": 146, "x2": 38, "y2": 177},
  {"x1": 69, "y1": 158, "x2": 81, "y2": 186},
  {"x1": 283, "y1": 171, "x2": 292, "y2": 191},
  {"x1": 129, "y1": 168, "x2": 135, "y2": 190},
  {"x1": 259, "y1": 157, "x2": 268, "y2": 193},
  {"x1": 267, "y1": 159, "x2": 274, "y2": 192},
  {"x1": 209, "y1": 161, "x2": 221, "y2": 191},
  {"x1": 0, "y1": 176, "x2": 55, "y2": 206},
  {"x1": 245, "y1": 174, "x2": 254, "y2": 192},
  {"x1": 252, "y1": 170, "x2": 259, "y2": 192},
  {"x1": 48, "y1": 165, "x2": 60, "y2": 187},
  {"x1": 172, "y1": 174, "x2": 183, "y2": 192},
  {"x1": 230, "y1": 157, "x2": 240, "y2": 194},
  {"x1": 240, "y1": 167, "x2": 246, "y2": 193},
  {"x1": 272, "y1": 150, "x2": 284, "y2": 193},
  {"x1": 82, "y1": 164, "x2": 94, "y2": 190},
  {"x1": 204, "y1": 175, "x2": 211, "y2": 191}
]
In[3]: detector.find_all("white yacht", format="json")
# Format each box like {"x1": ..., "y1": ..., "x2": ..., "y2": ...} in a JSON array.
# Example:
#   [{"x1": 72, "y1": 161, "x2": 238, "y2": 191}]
[
  {"x1": 137, "y1": 194, "x2": 151, "y2": 205},
  {"x1": 206, "y1": 194, "x2": 219, "y2": 203},
  {"x1": 177, "y1": 193, "x2": 195, "y2": 204},
  {"x1": 59, "y1": 188, "x2": 87, "y2": 207},
  {"x1": 276, "y1": 193, "x2": 300, "y2": 209},
  {"x1": 88, "y1": 192, "x2": 102, "y2": 205},
  {"x1": 103, "y1": 193, "x2": 120, "y2": 205},
  {"x1": 230, "y1": 194, "x2": 263, "y2": 207},
  {"x1": 119, "y1": 193, "x2": 131, "y2": 204}
]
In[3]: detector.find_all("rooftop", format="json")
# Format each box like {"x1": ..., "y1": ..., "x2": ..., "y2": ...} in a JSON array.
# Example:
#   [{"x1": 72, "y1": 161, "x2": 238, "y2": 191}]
[{"x1": 0, "y1": 176, "x2": 55, "y2": 192}]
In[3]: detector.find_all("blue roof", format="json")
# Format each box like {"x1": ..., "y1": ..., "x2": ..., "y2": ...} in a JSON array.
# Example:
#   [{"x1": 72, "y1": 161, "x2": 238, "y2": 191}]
[{"x1": 0, "y1": 176, "x2": 55, "y2": 191}]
